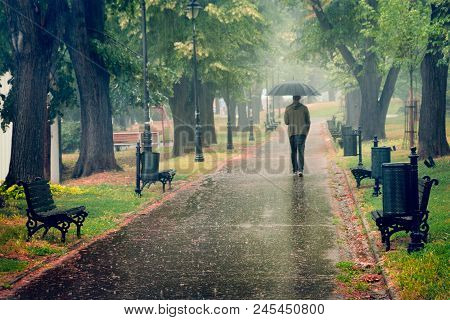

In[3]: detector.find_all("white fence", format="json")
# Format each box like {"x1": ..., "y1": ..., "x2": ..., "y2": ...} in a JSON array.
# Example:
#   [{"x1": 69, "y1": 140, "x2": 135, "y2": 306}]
[
  {"x1": 0, "y1": 73, "x2": 12, "y2": 181},
  {"x1": 0, "y1": 72, "x2": 60, "y2": 183},
  {"x1": 0, "y1": 124, "x2": 12, "y2": 181}
]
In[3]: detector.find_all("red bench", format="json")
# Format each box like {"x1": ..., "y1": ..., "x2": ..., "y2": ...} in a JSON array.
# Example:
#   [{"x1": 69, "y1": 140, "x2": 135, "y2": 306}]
[{"x1": 113, "y1": 132, "x2": 159, "y2": 151}]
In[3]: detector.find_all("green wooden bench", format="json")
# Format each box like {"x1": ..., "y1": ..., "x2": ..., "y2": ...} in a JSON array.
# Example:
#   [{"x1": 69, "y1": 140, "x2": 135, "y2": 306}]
[
  {"x1": 371, "y1": 176, "x2": 438, "y2": 250},
  {"x1": 19, "y1": 178, "x2": 88, "y2": 242}
]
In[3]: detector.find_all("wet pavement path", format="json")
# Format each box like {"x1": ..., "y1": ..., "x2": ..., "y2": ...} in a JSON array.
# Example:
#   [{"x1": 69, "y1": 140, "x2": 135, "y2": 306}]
[{"x1": 14, "y1": 121, "x2": 339, "y2": 299}]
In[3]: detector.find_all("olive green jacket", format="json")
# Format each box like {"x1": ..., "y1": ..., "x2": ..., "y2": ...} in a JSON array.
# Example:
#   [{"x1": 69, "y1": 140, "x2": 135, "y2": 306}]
[{"x1": 284, "y1": 102, "x2": 311, "y2": 137}]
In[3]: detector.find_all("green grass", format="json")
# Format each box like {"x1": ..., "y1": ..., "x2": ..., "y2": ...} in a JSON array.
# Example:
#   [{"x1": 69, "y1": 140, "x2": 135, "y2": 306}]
[
  {"x1": 26, "y1": 244, "x2": 66, "y2": 257},
  {"x1": 336, "y1": 261, "x2": 361, "y2": 284},
  {"x1": 335, "y1": 261, "x2": 371, "y2": 295},
  {"x1": 384, "y1": 243, "x2": 449, "y2": 299},
  {"x1": 56, "y1": 185, "x2": 158, "y2": 237},
  {"x1": 308, "y1": 101, "x2": 342, "y2": 119},
  {"x1": 335, "y1": 107, "x2": 450, "y2": 299},
  {"x1": 0, "y1": 258, "x2": 28, "y2": 273}
]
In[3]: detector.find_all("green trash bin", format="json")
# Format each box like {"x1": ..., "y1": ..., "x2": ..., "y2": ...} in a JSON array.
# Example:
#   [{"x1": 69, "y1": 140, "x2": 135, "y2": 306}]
[
  {"x1": 141, "y1": 151, "x2": 160, "y2": 182},
  {"x1": 382, "y1": 163, "x2": 412, "y2": 217},
  {"x1": 342, "y1": 126, "x2": 357, "y2": 156}
]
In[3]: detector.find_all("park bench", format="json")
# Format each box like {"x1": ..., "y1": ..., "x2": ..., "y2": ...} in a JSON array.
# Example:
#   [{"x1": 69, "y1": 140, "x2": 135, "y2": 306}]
[
  {"x1": 113, "y1": 132, "x2": 159, "y2": 151},
  {"x1": 265, "y1": 117, "x2": 278, "y2": 131},
  {"x1": 19, "y1": 178, "x2": 88, "y2": 243},
  {"x1": 147, "y1": 169, "x2": 176, "y2": 193},
  {"x1": 371, "y1": 176, "x2": 438, "y2": 251},
  {"x1": 135, "y1": 143, "x2": 176, "y2": 195},
  {"x1": 329, "y1": 121, "x2": 342, "y2": 140}
]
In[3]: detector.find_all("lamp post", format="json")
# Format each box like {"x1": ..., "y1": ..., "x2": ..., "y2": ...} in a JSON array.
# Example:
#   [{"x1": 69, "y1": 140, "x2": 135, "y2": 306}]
[
  {"x1": 186, "y1": 0, "x2": 204, "y2": 162},
  {"x1": 136, "y1": 0, "x2": 156, "y2": 196},
  {"x1": 226, "y1": 76, "x2": 233, "y2": 150},
  {"x1": 141, "y1": 0, "x2": 152, "y2": 153},
  {"x1": 271, "y1": 67, "x2": 275, "y2": 123},
  {"x1": 407, "y1": 147, "x2": 423, "y2": 252},
  {"x1": 249, "y1": 87, "x2": 255, "y2": 142},
  {"x1": 265, "y1": 72, "x2": 269, "y2": 125}
]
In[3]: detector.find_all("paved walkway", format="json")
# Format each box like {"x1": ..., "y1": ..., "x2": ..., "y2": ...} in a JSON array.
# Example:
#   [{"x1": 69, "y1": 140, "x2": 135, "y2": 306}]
[{"x1": 14, "y1": 121, "x2": 339, "y2": 299}]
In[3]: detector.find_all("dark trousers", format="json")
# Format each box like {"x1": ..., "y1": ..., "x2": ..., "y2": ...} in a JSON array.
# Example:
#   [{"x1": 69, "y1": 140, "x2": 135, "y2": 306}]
[{"x1": 289, "y1": 134, "x2": 306, "y2": 172}]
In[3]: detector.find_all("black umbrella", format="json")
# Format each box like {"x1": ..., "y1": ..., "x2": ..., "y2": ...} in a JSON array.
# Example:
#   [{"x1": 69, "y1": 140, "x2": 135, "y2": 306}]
[{"x1": 267, "y1": 81, "x2": 320, "y2": 96}]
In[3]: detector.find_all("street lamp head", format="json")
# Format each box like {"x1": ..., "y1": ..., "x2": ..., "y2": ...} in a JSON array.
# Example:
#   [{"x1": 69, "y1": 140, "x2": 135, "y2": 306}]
[{"x1": 186, "y1": 0, "x2": 202, "y2": 20}]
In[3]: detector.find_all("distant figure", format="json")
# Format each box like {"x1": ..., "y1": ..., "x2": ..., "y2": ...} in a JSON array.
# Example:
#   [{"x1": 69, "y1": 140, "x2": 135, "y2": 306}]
[{"x1": 284, "y1": 96, "x2": 311, "y2": 177}]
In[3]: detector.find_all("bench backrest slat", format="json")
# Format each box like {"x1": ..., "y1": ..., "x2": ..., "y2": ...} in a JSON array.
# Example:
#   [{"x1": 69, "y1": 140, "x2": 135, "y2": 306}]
[
  {"x1": 418, "y1": 180, "x2": 425, "y2": 208},
  {"x1": 419, "y1": 179, "x2": 433, "y2": 213},
  {"x1": 21, "y1": 179, "x2": 56, "y2": 214}
]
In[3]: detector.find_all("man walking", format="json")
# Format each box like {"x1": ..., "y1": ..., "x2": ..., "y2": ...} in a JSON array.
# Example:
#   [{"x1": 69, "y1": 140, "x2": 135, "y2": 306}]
[{"x1": 284, "y1": 96, "x2": 311, "y2": 177}]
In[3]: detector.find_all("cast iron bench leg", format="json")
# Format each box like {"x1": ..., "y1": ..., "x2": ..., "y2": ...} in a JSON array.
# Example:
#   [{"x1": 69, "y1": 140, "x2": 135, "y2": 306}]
[
  {"x1": 26, "y1": 219, "x2": 45, "y2": 241},
  {"x1": 42, "y1": 226, "x2": 50, "y2": 239}
]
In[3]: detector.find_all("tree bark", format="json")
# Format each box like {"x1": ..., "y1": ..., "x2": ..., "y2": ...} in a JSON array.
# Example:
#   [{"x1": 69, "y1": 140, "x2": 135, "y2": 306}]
[
  {"x1": 229, "y1": 98, "x2": 237, "y2": 128},
  {"x1": 237, "y1": 104, "x2": 249, "y2": 131},
  {"x1": 418, "y1": 4, "x2": 449, "y2": 158},
  {"x1": 169, "y1": 76, "x2": 194, "y2": 157},
  {"x1": 4, "y1": 0, "x2": 66, "y2": 186},
  {"x1": 66, "y1": 0, "x2": 118, "y2": 178},
  {"x1": 43, "y1": 106, "x2": 51, "y2": 180},
  {"x1": 251, "y1": 87, "x2": 261, "y2": 124},
  {"x1": 199, "y1": 82, "x2": 217, "y2": 146},
  {"x1": 214, "y1": 98, "x2": 221, "y2": 115},
  {"x1": 344, "y1": 88, "x2": 361, "y2": 128}
]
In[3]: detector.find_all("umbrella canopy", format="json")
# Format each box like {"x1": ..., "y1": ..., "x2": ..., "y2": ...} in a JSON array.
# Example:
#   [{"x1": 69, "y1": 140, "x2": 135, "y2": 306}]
[{"x1": 267, "y1": 81, "x2": 320, "y2": 97}]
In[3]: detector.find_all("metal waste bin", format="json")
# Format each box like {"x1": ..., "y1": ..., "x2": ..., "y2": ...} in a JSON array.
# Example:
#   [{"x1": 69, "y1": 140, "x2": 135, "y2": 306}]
[
  {"x1": 342, "y1": 126, "x2": 357, "y2": 156},
  {"x1": 371, "y1": 147, "x2": 391, "y2": 180},
  {"x1": 141, "y1": 151, "x2": 160, "y2": 182},
  {"x1": 327, "y1": 119, "x2": 336, "y2": 131},
  {"x1": 382, "y1": 163, "x2": 412, "y2": 216}
]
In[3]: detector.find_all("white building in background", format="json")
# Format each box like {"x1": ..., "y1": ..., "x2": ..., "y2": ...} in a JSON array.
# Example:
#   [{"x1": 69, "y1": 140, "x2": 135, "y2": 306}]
[
  {"x1": 0, "y1": 72, "x2": 12, "y2": 181},
  {"x1": 0, "y1": 72, "x2": 60, "y2": 183}
]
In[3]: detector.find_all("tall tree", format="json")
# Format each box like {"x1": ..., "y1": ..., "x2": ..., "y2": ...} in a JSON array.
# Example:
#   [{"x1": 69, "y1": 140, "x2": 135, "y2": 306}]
[
  {"x1": 66, "y1": 0, "x2": 119, "y2": 178},
  {"x1": 418, "y1": 2, "x2": 449, "y2": 158},
  {"x1": 298, "y1": 0, "x2": 400, "y2": 139},
  {"x1": 368, "y1": 0, "x2": 448, "y2": 156},
  {"x1": 198, "y1": 81, "x2": 217, "y2": 145},
  {"x1": 3, "y1": 0, "x2": 66, "y2": 186},
  {"x1": 169, "y1": 76, "x2": 195, "y2": 157}
]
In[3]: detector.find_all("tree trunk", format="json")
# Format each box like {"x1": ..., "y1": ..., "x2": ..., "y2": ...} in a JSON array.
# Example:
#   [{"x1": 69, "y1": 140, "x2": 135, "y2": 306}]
[
  {"x1": 229, "y1": 98, "x2": 237, "y2": 128},
  {"x1": 418, "y1": 28, "x2": 449, "y2": 157},
  {"x1": 4, "y1": 0, "x2": 66, "y2": 186},
  {"x1": 214, "y1": 98, "x2": 221, "y2": 115},
  {"x1": 43, "y1": 108, "x2": 51, "y2": 180},
  {"x1": 66, "y1": 0, "x2": 118, "y2": 178},
  {"x1": 199, "y1": 82, "x2": 217, "y2": 146},
  {"x1": 310, "y1": 2, "x2": 399, "y2": 141},
  {"x1": 251, "y1": 88, "x2": 261, "y2": 124},
  {"x1": 237, "y1": 104, "x2": 249, "y2": 131},
  {"x1": 344, "y1": 88, "x2": 361, "y2": 128},
  {"x1": 357, "y1": 55, "x2": 399, "y2": 140},
  {"x1": 169, "y1": 77, "x2": 194, "y2": 157}
]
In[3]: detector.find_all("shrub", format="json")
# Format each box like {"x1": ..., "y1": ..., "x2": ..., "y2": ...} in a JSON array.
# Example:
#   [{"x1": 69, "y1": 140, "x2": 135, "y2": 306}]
[
  {"x1": 0, "y1": 183, "x2": 85, "y2": 202},
  {"x1": 61, "y1": 120, "x2": 81, "y2": 153}
]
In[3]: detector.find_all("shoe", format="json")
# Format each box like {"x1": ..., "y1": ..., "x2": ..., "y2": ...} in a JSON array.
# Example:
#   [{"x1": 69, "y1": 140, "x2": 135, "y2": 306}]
[
  {"x1": 297, "y1": 171, "x2": 303, "y2": 177},
  {"x1": 293, "y1": 171, "x2": 299, "y2": 176}
]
